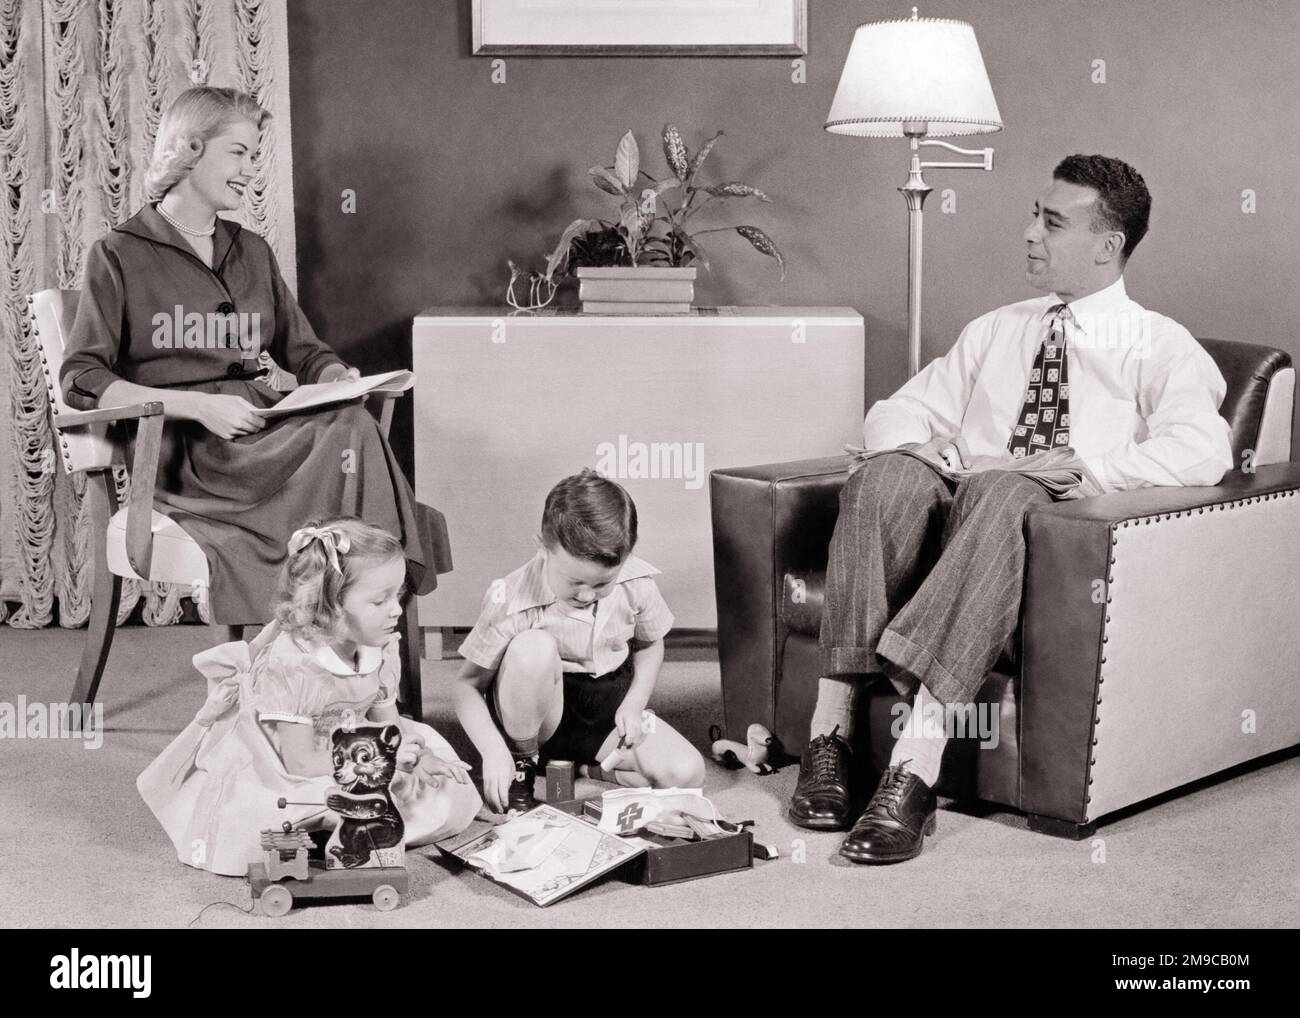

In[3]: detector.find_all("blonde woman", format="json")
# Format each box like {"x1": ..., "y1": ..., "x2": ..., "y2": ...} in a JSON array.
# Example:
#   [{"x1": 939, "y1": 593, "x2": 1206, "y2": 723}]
[{"x1": 60, "y1": 87, "x2": 450, "y2": 625}]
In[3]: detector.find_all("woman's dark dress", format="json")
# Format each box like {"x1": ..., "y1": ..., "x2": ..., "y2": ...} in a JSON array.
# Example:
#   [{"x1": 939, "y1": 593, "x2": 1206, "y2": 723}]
[{"x1": 59, "y1": 204, "x2": 450, "y2": 624}]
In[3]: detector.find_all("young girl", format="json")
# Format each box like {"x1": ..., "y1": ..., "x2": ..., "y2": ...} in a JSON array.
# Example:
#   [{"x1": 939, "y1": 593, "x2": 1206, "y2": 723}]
[{"x1": 138, "y1": 518, "x2": 481, "y2": 876}]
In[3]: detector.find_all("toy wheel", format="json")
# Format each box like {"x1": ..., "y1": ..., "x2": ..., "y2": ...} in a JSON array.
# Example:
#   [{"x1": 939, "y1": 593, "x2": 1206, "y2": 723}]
[
  {"x1": 260, "y1": 885, "x2": 293, "y2": 918},
  {"x1": 372, "y1": 884, "x2": 400, "y2": 912}
]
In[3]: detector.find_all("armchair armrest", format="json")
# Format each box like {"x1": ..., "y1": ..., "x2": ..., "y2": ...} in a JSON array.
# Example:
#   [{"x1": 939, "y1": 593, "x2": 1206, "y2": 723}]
[
  {"x1": 51, "y1": 401, "x2": 164, "y2": 428},
  {"x1": 1018, "y1": 462, "x2": 1300, "y2": 823},
  {"x1": 54, "y1": 401, "x2": 165, "y2": 578},
  {"x1": 1033, "y1": 462, "x2": 1300, "y2": 523},
  {"x1": 121, "y1": 412, "x2": 164, "y2": 578},
  {"x1": 366, "y1": 389, "x2": 405, "y2": 439},
  {"x1": 710, "y1": 456, "x2": 852, "y2": 740}
]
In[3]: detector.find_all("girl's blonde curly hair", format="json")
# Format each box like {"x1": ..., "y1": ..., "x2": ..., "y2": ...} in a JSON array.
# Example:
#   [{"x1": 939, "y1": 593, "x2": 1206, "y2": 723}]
[
  {"x1": 145, "y1": 86, "x2": 269, "y2": 202},
  {"x1": 274, "y1": 517, "x2": 405, "y2": 645}
]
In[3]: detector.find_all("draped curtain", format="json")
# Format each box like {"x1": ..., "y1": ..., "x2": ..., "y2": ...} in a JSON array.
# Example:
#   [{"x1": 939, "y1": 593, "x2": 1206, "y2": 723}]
[{"x1": 0, "y1": 0, "x2": 297, "y2": 629}]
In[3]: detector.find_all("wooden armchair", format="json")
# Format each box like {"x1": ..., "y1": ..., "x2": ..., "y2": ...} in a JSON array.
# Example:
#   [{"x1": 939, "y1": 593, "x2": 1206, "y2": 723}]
[{"x1": 29, "y1": 288, "x2": 425, "y2": 717}]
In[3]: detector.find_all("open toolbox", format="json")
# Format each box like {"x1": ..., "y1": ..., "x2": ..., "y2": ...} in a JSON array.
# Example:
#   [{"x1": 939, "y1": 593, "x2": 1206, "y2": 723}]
[{"x1": 552, "y1": 797, "x2": 755, "y2": 886}]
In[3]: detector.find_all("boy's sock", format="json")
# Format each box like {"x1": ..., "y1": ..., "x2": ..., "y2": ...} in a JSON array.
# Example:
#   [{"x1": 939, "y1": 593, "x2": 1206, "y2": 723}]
[
  {"x1": 576, "y1": 763, "x2": 652, "y2": 787},
  {"x1": 888, "y1": 682, "x2": 947, "y2": 788},
  {"x1": 507, "y1": 735, "x2": 539, "y2": 759},
  {"x1": 809, "y1": 677, "x2": 859, "y2": 741},
  {"x1": 577, "y1": 763, "x2": 616, "y2": 783}
]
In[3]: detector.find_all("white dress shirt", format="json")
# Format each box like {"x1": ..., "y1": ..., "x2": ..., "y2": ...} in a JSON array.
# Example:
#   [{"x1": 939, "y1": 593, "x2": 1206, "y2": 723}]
[{"x1": 862, "y1": 277, "x2": 1234, "y2": 493}]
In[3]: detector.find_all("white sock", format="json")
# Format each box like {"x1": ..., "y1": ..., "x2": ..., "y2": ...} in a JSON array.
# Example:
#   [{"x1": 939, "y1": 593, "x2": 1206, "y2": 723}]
[
  {"x1": 809, "y1": 677, "x2": 859, "y2": 741},
  {"x1": 577, "y1": 764, "x2": 649, "y2": 787},
  {"x1": 889, "y1": 682, "x2": 947, "y2": 787}
]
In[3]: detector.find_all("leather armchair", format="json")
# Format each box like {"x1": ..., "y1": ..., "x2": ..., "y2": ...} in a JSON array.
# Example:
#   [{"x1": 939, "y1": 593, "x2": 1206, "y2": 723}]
[{"x1": 710, "y1": 338, "x2": 1299, "y2": 837}]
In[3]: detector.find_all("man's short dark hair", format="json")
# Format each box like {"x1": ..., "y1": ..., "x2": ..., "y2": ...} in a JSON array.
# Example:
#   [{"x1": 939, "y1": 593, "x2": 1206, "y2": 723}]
[
  {"x1": 1053, "y1": 154, "x2": 1151, "y2": 261},
  {"x1": 541, "y1": 468, "x2": 638, "y2": 567}
]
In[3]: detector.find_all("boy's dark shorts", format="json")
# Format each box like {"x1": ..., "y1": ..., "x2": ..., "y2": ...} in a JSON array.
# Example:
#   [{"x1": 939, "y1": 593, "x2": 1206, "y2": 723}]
[{"x1": 487, "y1": 654, "x2": 636, "y2": 765}]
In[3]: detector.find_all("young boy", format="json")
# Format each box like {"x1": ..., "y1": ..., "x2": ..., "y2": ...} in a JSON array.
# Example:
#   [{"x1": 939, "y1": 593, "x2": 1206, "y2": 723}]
[{"x1": 452, "y1": 469, "x2": 706, "y2": 813}]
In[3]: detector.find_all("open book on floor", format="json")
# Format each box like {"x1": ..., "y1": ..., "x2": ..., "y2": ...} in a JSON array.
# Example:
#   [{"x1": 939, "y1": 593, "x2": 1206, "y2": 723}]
[
  {"x1": 435, "y1": 804, "x2": 648, "y2": 907},
  {"x1": 253, "y1": 369, "x2": 415, "y2": 418},
  {"x1": 845, "y1": 444, "x2": 1087, "y2": 500}
]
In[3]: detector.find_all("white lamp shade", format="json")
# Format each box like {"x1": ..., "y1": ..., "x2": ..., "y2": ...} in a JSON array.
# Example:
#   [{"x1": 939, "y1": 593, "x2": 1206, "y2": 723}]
[{"x1": 826, "y1": 17, "x2": 1003, "y2": 138}]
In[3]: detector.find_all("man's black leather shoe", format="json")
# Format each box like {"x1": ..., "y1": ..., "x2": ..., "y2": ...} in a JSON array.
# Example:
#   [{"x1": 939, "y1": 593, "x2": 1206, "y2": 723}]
[
  {"x1": 788, "y1": 727, "x2": 853, "y2": 830},
  {"x1": 839, "y1": 763, "x2": 936, "y2": 864}
]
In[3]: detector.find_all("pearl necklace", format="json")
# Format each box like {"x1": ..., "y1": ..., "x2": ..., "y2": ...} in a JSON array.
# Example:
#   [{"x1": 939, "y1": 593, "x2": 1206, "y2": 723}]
[{"x1": 156, "y1": 203, "x2": 216, "y2": 237}]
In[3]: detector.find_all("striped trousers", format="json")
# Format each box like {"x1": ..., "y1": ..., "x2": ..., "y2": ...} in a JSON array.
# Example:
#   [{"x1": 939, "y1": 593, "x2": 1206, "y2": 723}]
[{"x1": 820, "y1": 452, "x2": 1054, "y2": 705}]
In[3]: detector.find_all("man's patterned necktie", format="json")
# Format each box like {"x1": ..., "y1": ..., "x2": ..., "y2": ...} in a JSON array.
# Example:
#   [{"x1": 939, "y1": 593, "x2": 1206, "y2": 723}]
[{"x1": 1008, "y1": 303, "x2": 1072, "y2": 457}]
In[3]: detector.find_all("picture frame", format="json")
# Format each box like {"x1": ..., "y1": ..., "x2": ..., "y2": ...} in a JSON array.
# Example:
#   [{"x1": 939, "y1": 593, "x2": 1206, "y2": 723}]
[{"x1": 471, "y1": 0, "x2": 808, "y2": 56}]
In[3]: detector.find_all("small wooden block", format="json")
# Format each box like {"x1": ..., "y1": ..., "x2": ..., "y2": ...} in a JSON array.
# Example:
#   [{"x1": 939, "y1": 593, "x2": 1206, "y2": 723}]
[
  {"x1": 545, "y1": 761, "x2": 575, "y2": 802},
  {"x1": 547, "y1": 798, "x2": 586, "y2": 817}
]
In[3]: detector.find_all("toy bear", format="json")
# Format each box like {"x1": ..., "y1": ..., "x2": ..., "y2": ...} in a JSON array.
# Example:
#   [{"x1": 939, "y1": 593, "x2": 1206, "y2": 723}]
[{"x1": 324, "y1": 723, "x2": 406, "y2": 869}]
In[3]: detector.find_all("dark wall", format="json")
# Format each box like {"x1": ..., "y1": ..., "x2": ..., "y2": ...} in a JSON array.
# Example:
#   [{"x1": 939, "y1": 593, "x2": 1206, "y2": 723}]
[{"x1": 288, "y1": 0, "x2": 1300, "y2": 473}]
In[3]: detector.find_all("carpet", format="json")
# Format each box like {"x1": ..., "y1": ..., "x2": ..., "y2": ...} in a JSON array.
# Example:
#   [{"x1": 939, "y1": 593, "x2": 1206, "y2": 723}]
[{"x1": 2, "y1": 625, "x2": 1296, "y2": 928}]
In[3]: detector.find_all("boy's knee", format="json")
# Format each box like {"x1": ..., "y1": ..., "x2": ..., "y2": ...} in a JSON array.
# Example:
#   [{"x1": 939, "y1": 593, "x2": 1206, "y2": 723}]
[
  {"x1": 501, "y1": 629, "x2": 559, "y2": 679},
  {"x1": 653, "y1": 747, "x2": 706, "y2": 789}
]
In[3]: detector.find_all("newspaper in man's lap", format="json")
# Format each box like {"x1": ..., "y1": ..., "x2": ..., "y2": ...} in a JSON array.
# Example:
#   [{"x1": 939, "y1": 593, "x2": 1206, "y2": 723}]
[{"x1": 844, "y1": 444, "x2": 1088, "y2": 500}]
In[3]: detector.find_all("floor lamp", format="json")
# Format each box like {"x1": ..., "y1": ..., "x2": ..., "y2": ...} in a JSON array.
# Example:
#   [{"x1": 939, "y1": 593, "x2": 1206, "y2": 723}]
[{"x1": 826, "y1": 10, "x2": 1003, "y2": 377}]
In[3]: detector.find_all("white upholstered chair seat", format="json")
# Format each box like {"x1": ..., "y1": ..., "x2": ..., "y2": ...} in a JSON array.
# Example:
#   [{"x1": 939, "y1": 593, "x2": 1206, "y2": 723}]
[{"x1": 105, "y1": 508, "x2": 208, "y2": 585}]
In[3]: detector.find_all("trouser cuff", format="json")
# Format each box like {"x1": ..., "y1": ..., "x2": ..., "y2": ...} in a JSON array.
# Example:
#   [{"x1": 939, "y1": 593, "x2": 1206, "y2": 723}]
[{"x1": 876, "y1": 628, "x2": 965, "y2": 704}]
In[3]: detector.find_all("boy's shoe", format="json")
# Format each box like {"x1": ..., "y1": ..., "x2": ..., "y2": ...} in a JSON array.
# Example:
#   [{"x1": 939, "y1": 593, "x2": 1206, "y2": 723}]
[{"x1": 507, "y1": 756, "x2": 539, "y2": 813}]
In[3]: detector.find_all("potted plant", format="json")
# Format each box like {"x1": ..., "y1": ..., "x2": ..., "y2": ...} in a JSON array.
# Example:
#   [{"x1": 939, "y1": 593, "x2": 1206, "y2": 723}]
[{"x1": 507, "y1": 124, "x2": 785, "y2": 312}]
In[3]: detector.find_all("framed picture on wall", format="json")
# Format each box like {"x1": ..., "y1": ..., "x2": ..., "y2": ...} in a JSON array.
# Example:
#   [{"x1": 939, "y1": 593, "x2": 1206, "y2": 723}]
[{"x1": 471, "y1": 0, "x2": 808, "y2": 56}]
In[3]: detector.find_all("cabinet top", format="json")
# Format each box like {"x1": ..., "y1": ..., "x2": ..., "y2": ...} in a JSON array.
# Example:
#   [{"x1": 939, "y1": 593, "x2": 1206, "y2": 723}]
[{"x1": 414, "y1": 306, "x2": 863, "y2": 325}]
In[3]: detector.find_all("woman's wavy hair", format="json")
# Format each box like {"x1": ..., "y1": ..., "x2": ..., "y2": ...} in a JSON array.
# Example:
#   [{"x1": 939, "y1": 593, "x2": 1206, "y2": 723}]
[
  {"x1": 144, "y1": 86, "x2": 269, "y2": 201},
  {"x1": 274, "y1": 517, "x2": 405, "y2": 645}
]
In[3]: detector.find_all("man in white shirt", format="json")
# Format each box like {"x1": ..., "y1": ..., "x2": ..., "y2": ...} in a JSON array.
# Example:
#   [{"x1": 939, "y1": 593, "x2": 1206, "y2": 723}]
[{"x1": 789, "y1": 154, "x2": 1233, "y2": 865}]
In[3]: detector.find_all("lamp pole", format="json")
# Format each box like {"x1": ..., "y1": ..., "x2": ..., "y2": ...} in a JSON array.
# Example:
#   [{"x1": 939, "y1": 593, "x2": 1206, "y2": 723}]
[{"x1": 899, "y1": 121, "x2": 996, "y2": 377}]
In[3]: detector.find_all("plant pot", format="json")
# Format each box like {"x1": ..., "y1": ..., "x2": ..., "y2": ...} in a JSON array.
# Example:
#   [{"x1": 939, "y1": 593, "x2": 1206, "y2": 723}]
[{"x1": 577, "y1": 266, "x2": 697, "y2": 314}]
